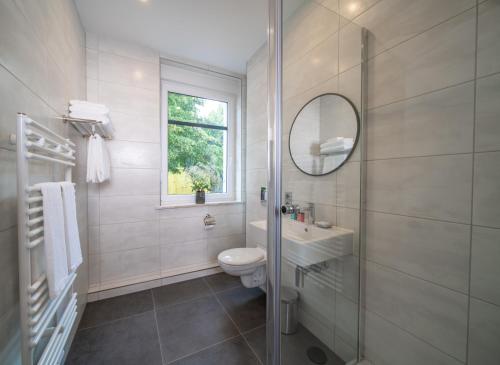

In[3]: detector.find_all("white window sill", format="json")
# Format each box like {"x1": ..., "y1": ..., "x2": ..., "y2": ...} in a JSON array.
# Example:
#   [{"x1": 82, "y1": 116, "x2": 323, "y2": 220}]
[{"x1": 156, "y1": 200, "x2": 244, "y2": 210}]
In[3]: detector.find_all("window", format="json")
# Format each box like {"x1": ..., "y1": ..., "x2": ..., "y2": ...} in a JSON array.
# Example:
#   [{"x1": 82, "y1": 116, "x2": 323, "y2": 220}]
[{"x1": 161, "y1": 77, "x2": 238, "y2": 205}]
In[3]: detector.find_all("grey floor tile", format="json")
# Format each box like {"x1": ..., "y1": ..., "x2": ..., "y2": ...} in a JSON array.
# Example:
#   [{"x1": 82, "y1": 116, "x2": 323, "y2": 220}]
[
  {"x1": 156, "y1": 295, "x2": 239, "y2": 363},
  {"x1": 243, "y1": 325, "x2": 266, "y2": 363},
  {"x1": 79, "y1": 290, "x2": 153, "y2": 329},
  {"x1": 66, "y1": 311, "x2": 162, "y2": 365},
  {"x1": 204, "y1": 273, "x2": 243, "y2": 293},
  {"x1": 169, "y1": 336, "x2": 261, "y2": 365},
  {"x1": 152, "y1": 278, "x2": 212, "y2": 309},
  {"x1": 282, "y1": 324, "x2": 345, "y2": 365},
  {"x1": 217, "y1": 287, "x2": 266, "y2": 332}
]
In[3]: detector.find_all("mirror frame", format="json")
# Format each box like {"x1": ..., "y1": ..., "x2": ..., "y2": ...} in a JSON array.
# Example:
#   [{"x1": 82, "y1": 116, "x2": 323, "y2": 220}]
[{"x1": 288, "y1": 92, "x2": 360, "y2": 176}]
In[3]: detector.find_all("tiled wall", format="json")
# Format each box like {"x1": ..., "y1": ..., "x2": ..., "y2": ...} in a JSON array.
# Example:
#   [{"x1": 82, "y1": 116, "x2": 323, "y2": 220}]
[
  {"x1": 247, "y1": 0, "x2": 500, "y2": 364},
  {"x1": 246, "y1": 2, "x2": 363, "y2": 362},
  {"x1": 0, "y1": 0, "x2": 87, "y2": 363},
  {"x1": 85, "y1": 34, "x2": 246, "y2": 299}
]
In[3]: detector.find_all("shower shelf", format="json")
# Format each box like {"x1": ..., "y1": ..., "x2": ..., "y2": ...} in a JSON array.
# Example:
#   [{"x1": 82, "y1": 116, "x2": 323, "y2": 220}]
[{"x1": 58, "y1": 116, "x2": 113, "y2": 139}]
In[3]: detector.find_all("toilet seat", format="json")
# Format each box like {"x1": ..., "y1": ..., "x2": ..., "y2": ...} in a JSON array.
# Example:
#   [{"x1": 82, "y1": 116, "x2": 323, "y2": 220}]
[
  {"x1": 217, "y1": 247, "x2": 267, "y2": 288},
  {"x1": 218, "y1": 248, "x2": 265, "y2": 266}
]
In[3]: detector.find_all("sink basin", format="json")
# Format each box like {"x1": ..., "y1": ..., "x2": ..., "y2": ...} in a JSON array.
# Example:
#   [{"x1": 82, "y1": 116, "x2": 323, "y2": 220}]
[{"x1": 248, "y1": 219, "x2": 353, "y2": 267}]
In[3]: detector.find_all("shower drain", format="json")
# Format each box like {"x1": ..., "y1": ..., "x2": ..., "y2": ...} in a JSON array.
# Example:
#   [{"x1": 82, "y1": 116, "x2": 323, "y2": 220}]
[{"x1": 306, "y1": 346, "x2": 328, "y2": 364}]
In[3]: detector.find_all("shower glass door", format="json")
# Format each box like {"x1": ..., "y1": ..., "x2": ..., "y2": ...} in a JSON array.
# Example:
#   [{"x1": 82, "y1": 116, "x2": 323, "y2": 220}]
[{"x1": 267, "y1": 1, "x2": 364, "y2": 364}]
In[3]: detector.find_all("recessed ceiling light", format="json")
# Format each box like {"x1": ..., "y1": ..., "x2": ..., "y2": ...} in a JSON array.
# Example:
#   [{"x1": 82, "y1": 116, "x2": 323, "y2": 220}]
[{"x1": 138, "y1": 0, "x2": 149, "y2": 3}]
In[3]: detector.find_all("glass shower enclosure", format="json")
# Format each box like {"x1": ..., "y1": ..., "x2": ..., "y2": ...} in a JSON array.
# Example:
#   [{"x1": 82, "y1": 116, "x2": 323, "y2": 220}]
[{"x1": 266, "y1": 0, "x2": 366, "y2": 364}]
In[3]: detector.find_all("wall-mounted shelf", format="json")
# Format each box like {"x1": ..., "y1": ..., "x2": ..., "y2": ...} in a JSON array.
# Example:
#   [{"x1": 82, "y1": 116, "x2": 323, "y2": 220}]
[{"x1": 58, "y1": 116, "x2": 113, "y2": 139}]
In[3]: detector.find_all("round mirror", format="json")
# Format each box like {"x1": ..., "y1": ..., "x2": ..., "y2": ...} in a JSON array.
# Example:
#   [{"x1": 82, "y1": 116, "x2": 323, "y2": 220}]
[{"x1": 289, "y1": 93, "x2": 359, "y2": 176}]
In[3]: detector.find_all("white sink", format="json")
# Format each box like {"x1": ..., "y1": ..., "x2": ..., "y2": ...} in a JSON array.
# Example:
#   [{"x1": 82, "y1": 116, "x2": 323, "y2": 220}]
[{"x1": 248, "y1": 219, "x2": 353, "y2": 267}]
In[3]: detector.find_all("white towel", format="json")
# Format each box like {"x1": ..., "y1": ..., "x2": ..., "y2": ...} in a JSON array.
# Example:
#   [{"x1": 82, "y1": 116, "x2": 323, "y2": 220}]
[
  {"x1": 320, "y1": 137, "x2": 354, "y2": 153},
  {"x1": 37, "y1": 183, "x2": 69, "y2": 299},
  {"x1": 87, "y1": 133, "x2": 111, "y2": 183},
  {"x1": 61, "y1": 182, "x2": 83, "y2": 272},
  {"x1": 69, "y1": 100, "x2": 109, "y2": 114}
]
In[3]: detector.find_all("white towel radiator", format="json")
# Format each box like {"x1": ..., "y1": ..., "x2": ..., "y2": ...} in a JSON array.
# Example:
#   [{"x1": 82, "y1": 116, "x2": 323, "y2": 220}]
[{"x1": 16, "y1": 113, "x2": 79, "y2": 365}]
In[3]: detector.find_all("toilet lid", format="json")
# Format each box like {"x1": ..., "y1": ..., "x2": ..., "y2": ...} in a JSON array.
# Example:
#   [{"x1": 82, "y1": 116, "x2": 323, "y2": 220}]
[{"x1": 218, "y1": 248, "x2": 265, "y2": 266}]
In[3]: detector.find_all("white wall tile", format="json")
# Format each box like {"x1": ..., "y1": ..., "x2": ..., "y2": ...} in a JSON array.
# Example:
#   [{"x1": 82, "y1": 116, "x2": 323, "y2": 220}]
[
  {"x1": 99, "y1": 81, "x2": 159, "y2": 119},
  {"x1": 160, "y1": 216, "x2": 206, "y2": 245},
  {"x1": 99, "y1": 195, "x2": 158, "y2": 224},
  {"x1": 367, "y1": 9, "x2": 476, "y2": 108},
  {"x1": 88, "y1": 226, "x2": 100, "y2": 255},
  {"x1": 161, "y1": 240, "x2": 208, "y2": 273},
  {"x1": 339, "y1": 21, "x2": 363, "y2": 73},
  {"x1": 477, "y1": 0, "x2": 500, "y2": 77},
  {"x1": 100, "y1": 246, "x2": 161, "y2": 286},
  {"x1": 0, "y1": 228, "x2": 19, "y2": 321},
  {"x1": 0, "y1": 0, "x2": 48, "y2": 99},
  {"x1": 366, "y1": 211, "x2": 470, "y2": 292},
  {"x1": 107, "y1": 140, "x2": 160, "y2": 169},
  {"x1": 100, "y1": 220, "x2": 159, "y2": 253},
  {"x1": 109, "y1": 111, "x2": 160, "y2": 143},
  {"x1": 88, "y1": 196, "x2": 100, "y2": 227},
  {"x1": 337, "y1": 161, "x2": 360, "y2": 208},
  {"x1": 355, "y1": 0, "x2": 475, "y2": 58},
  {"x1": 367, "y1": 82, "x2": 475, "y2": 159},
  {"x1": 86, "y1": 48, "x2": 98, "y2": 80},
  {"x1": 283, "y1": 2, "x2": 339, "y2": 66},
  {"x1": 475, "y1": 73, "x2": 500, "y2": 152},
  {"x1": 468, "y1": 298, "x2": 500, "y2": 365},
  {"x1": 98, "y1": 35, "x2": 158, "y2": 64},
  {"x1": 283, "y1": 33, "x2": 339, "y2": 100},
  {"x1": 98, "y1": 52, "x2": 159, "y2": 91},
  {"x1": 364, "y1": 310, "x2": 463, "y2": 365},
  {"x1": 99, "y1": 168, "x2": 159, "y2": 196},
  {"x1": 471, "y1": 226, "x2": 500, "y2": 306},
  {"x1": 365, "y1": 261, "x2": 468, "y2": 360},
  {"x1": 0, "y1": 150, "x2": 17, "y2": 232},
  {"x1": 366, "y1": 154, "x2": 473, "y2": 223},
  {"x1": 473, "y1": 151, "x2": 500, "y2": 228}
]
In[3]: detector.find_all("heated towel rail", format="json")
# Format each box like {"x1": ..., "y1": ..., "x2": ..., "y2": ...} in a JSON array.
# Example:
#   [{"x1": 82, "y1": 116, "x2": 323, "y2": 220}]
[{"x1": 16, "y1": 113, "x2": 79, "y2": 365}]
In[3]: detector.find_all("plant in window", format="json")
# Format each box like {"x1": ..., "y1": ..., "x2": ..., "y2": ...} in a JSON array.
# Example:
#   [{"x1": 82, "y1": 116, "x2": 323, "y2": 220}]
[{"x1": 187, "y1": 166, "x2": 211, "y2": 204}]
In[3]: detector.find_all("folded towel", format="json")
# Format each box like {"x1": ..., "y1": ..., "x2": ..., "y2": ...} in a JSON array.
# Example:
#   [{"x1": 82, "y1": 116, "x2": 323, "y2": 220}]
[
  {"x1": 320, "y1": 145, "x2": 352, "y2": 155},
  {"x1": 37, "y1": 182, "x2": 69, "y2": 299},
  {"x1": 61, "y1": 182, "x2": 83, "y2": 272},
  {"x1": 87, "y1": 133, "x2": 111, "y2": 183},
  {"x1": 70, "y1": 100, "x2": 109, "y2": 112},
  {"x1": 320, "y1": 137, "x2": 354, "y2": 152},
  {"x1": 69, "y1": 104, "x2": 110, "y2": 115}
]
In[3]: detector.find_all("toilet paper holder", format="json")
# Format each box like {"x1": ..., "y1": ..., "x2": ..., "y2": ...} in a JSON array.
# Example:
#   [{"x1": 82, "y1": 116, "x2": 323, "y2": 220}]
[{"x1": 204, "y1": 214, "x2": 216, "y2": 229}]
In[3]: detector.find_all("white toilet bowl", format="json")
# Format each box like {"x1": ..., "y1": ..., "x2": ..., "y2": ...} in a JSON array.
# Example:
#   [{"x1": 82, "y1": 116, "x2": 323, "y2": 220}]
[{"x1": 218, "y1": 247, "x2": 266, "y2": 288}]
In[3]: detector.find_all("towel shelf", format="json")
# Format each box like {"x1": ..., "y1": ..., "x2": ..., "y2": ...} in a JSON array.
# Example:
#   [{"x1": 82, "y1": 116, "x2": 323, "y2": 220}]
[
  {"x1": 16, "y1": 113, "x2": 79, "y2": 365},
  {"x1": 59, "y1": 115, "x2": 113, "y2": 139}
]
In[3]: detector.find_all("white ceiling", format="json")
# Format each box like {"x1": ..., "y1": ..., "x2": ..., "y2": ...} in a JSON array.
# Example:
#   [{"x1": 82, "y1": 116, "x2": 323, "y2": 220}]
[{"x1": 74, "y1": 0, "x2": 269, "y2": 74}]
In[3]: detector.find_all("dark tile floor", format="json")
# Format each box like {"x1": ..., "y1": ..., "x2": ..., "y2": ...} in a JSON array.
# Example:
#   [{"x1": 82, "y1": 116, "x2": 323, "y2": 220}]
[{"x1": 66, "y1": 273, "x2": 344, "y2": 365}]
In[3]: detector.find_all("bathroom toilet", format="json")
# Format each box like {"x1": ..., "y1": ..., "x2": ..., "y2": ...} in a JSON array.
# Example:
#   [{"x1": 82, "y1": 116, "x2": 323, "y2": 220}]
[{"x1": 218, "y1": 247, "x2": 266, "y2": 288}]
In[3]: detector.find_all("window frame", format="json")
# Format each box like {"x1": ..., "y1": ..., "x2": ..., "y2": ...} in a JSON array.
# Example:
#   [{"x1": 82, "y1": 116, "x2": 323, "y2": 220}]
[{"x1": 161, "y1": 80, "x2": 237, "y2": 205}]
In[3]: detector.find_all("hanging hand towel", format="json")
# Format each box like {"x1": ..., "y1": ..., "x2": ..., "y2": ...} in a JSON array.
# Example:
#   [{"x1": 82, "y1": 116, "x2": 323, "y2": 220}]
[
  {"x1": 87, "y1": 133, "x2": 111, "y2": 183},
  {"x1": 61, "y1": 182, "x2": 83, "y2": 272},
  {"x1": 37, "y1": 182, "x2": 69, "y2": 299}
]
